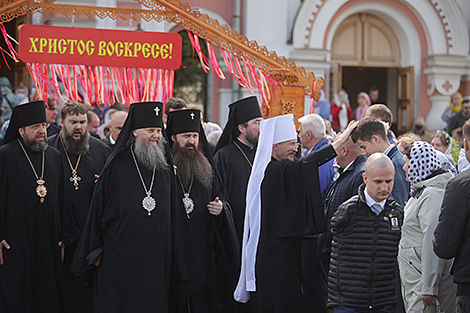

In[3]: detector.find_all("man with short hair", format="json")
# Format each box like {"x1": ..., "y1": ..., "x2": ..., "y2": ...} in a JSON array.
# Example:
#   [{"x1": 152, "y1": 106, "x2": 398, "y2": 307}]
[
  {"x1": 48, "y1": 101, "x2": 110, "y2": 313},
  {"x1": 86, "y1": 110, "x2": 101, "y2": 138},
  {"x1": 167, "y1": 109, "x2": 238, "y2": 313},
  {"x1": 364, "y1": 104, "x2": 396, "y2": 144},
  {"x1": 234, "y1": 114, "x2": 355, "y2": 312},
  {"x1": 0, "y1": 100, "x2": 66, "y2": 313},
  {"x1": 328, "y1": 153, "x2": 403, "y2": 313},
  {"x1": 163, "y1": 96, "x2": 187, "y2": 125},
  {"x1": 298, "y1": 113, "x2": 335, "y2": 313},
  {"x1": 46, "y1": 96, "x2": 61, "y2": 137},
  {"x1": 448, "y1": 99, "x2": 470, "y2": 135},
  {"x1": 352, "y1": 117, "x2": 409, "y2": 207},
  {"x1": 213, "y1": 96, "x2": 263, "y2": 241},
  {"x1": 103, "y1": 110, "x2": 128, "y2": 147},
  {"x1": 434, "y1": 119, "x2": 470, "y2": 312},
  {"x1": 321, "y1": 135, "x2": 366, "y2": 265},
  {"x1": 369, "y1": 86, "x2": 385, "y2": 105}
]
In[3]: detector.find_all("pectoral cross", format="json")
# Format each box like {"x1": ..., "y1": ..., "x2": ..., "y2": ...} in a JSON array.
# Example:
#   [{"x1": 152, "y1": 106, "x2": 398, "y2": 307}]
[
  {"x1": 154, "y1": 106, "x2": 160, "y2": 116},
  {"x1": 70, "y1": 170, "x2": 81, "y2": 190},
  {"x1": 190, "y1": 112, "x2": 195, "y2": 120}
]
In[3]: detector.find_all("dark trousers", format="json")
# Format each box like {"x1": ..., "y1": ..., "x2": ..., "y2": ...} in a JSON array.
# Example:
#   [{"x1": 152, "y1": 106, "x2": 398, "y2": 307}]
[
  {"x1": 301, "y1": 237, "x2": 328, "y2": 313},
  {"x1": 457, "y1": 295, "x2": 470, "y2": 313},
  {"x1": 332, "y1": 305, "x2": 395, "y2": 313}
]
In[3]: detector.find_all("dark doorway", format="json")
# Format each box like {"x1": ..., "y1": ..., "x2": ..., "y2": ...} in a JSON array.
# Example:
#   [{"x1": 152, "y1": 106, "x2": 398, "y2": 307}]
[{"x1": 342, "y1": 66, "x2": 398, "y2": 130}]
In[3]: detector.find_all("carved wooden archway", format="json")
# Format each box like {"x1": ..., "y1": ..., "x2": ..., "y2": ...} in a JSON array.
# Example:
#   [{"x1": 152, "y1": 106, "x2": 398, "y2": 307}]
[{"x1": 0, "y1": 0, "x2": 324, "y2": 99}]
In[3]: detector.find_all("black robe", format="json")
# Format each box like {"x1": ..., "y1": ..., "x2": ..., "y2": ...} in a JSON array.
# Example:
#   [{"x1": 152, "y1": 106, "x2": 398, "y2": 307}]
[
  {"x1": 48, "y1": 134, "x2": 110, "y2": 313},
  {"x1": 48, "y1": 134, "x2": 110, "y2": 260},
  {"x1": 253, "y1": 145, "x2": 336, "y2": 313},
  {"x1": 213, "y1": 140, "x2": 255, "y2": 242},
  {"x1": 71, "y1": 148, "x2": 203, "y2": 313},
  {"x1": 173, "y1": 165, "x2": 239, "y2": 313},
  {"x1": 0, "y1": 140, "x2": 65, "y2": 313}
]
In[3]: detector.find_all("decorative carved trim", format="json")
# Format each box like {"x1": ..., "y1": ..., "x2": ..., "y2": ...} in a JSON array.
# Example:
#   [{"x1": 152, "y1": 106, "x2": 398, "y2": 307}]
[
  {"x1": 304, "y1": 0, "x2": 327, "y2": 48},
  {"x1": 137, "y1": 0, "x2": 320, "y2": 96},
  {"x1": 280, "y1": 100, "x2": 296, "y2": 114},
  {"x1": 427, "y1": 0, "x2": 452, "y2": 52},
  {"x1": 0, "y1": 0, "x2": 323, "y2": 97}
]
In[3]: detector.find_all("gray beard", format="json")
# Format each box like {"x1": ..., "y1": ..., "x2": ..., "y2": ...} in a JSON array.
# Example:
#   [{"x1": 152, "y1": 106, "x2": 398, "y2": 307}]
[
  {"x1": 61, "y1": 130, "x2": 90, "y2": 155},
  {"x1": 134, "y1": 136, "x2": 169, "y2": 172},
  {"x1": 172, "y1": 143, "x2": 213, "y2": 189},
  {"x1": 24, "y1": 138, "x2": 48, "y2": 152}
]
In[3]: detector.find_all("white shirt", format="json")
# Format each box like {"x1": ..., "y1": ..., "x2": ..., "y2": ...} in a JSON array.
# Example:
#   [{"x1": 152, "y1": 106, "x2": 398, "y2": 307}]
[{"x1": 364, "y1": 187, "x2": 386, "y2": 214}]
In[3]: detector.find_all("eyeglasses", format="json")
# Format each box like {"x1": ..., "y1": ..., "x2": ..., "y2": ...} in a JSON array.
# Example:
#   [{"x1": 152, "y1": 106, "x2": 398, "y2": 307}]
[{"x1": 288, "y1": 142, "x2": 300, "y2": 149}]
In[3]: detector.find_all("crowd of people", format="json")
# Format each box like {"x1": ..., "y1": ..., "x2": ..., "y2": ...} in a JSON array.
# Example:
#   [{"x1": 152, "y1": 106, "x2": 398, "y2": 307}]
[{"x1": 1, "y1": 80, "x2": 470, "y2": 313}]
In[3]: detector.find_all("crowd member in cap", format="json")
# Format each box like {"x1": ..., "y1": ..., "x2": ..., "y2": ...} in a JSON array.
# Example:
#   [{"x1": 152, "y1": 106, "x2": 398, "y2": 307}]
[
  {"x1": 71, "y1": 102, "x2": 203, "y2": 313},
  {"x1": 46, "y1": 96, "x2": 61, "y2": 137},
  {"x1": 213, "y1": 96, "x2": 263, "y2": 241},
  {"x1": 103, "y1": 110, "x2": 128, "y2": 147},
  {"x1": 328, "y1": 153, "x2": 403, "y2": 313},
  {"x1": 166, "y1": 109, "x2": 238, "y2": 313},
  {"x1": 234, "y1": 114, "x2": 356, "y2": 313},
  {"x1": 398, "y1": 142, "x2": 455, "y2": 313},
  {"x1": 0, "y1": 100, "x2": 66, "y2": 313},
  {"x1": 48, "y1": 101, "x2": 110, "y2": 313}
]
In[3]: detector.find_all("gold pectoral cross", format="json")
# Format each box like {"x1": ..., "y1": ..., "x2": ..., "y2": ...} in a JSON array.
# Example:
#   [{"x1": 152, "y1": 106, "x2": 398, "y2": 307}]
[{"x1": 70, "y1": 170, "x2": 81, "y2": 190}]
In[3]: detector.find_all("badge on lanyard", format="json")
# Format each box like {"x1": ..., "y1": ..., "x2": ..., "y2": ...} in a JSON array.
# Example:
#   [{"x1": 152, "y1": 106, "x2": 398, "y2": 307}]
[{"x1": 386, "y1": 209, "x2": 401, "y2": 231}]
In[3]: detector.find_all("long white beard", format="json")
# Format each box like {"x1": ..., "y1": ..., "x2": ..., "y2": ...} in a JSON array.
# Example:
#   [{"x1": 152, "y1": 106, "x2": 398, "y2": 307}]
[{"x1": 134, "y1": 136, "x2": 169, "y2": 171}]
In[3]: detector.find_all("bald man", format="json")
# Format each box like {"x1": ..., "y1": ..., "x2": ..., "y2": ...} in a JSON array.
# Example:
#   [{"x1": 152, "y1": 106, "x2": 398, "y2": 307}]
[
  {"x1": 103, "y1": 111, "x2": 128, "y2": 147},
  {"x1": 328, "y1": 153, "x2": 403, "y2": 313}
]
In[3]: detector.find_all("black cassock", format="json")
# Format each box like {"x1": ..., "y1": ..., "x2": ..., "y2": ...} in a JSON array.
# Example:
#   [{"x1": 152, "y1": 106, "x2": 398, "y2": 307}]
[
  {"x1": 48, "y1": 134, "x2": 110, "y2": 258},
  {"x1": 72, "y1": 149, "x2": 172, "y2": 313},
  {"x1": 253, "y1": 145, "x2": 336, "y2": 313},
  {"x1": 213, "y1": 140, "x2": 255, "y2": 242},
  {"x1": 172, "y1": 166, "x2": 239, "y2": 313},
  {"x1": 48, "y1": 134, "x2": 110, "y2": 312},
  {"x1": 0, "y1": 140, "x2": 65, "y2": 313},
  {"x1": 72, "y1": 148, "x2": 200, "y2": 313}
]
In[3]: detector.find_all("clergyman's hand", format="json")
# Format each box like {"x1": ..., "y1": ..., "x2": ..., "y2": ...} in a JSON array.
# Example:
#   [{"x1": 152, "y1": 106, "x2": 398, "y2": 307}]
[
  {"x1": 0, "y1": 239, "x2": 11, "y2": 265},
  {"x1": 93, "y1": 254, "x2": 102, "y2": 267},
  {"x1": 58, "y1": 241, "x2": 65, "y2": 262},
  {"x1": 207, "y1": 197, "x2": 223, "y2": 216},
  {"x1": 331, "y1": 121, "x2": 358, "y2": 152}
]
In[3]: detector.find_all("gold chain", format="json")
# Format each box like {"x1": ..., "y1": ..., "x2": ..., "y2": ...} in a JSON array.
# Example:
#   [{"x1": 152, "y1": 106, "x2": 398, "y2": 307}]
[
  {"x1": 17, "y1": 139, "x2": 44, "y2": 181},
  {"x1": 233, "y1": 140, "x2": 253, "y2": 168},
  {"x1": 59, "y1": 132, "x2": 82, "y2": 174},
  {"x1": 177, "y1": 173, "x2": 194, "y2": 195}
]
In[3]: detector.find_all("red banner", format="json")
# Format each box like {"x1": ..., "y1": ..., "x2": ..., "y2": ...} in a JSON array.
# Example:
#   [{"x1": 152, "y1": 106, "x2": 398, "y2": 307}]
[{"x1": 19, "y1": 25, "x2": 182, "y2": 69}]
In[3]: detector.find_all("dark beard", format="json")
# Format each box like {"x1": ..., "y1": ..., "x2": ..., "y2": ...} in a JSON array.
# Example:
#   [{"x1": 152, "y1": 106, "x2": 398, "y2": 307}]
[
  {"x1": 246, "y1": 132, "x2": 259, "y2": 146},
  {"x1": 61, "y1": 130, "x2": 90, "y2": 155},
  {"x1": 134, "y1": 136, "x2": 169, "y2": 172},
  {"x1": 172, "y1": 143, "x2": 213, "y2": 189},
  {"x1": 24, "y1": 137, "x2": 48, "y2": 152}
]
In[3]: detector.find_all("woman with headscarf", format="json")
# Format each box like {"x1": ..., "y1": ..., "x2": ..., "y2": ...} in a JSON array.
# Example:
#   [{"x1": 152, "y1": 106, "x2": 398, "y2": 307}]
[
  {"x1": 355, "y1": 91, "x2": 371, "y2": 121},
  {"x1": 398, "y1": 141, "x2": 456, "y2": 313}
]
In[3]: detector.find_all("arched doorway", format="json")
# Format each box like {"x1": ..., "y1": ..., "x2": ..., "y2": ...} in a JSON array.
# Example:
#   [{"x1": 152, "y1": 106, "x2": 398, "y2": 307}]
[{"x1": 330, "y1": 13, "x2": 413, "y2": 133}]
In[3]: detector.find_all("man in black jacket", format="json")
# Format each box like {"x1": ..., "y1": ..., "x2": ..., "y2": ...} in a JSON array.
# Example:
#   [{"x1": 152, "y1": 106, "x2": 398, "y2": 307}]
[
  {"x1": 328, "y1": 153, "x2": 403, "y2": 313},
  {"x1": 434, "y1": 119, "x2": 470, "y2": 313}
]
